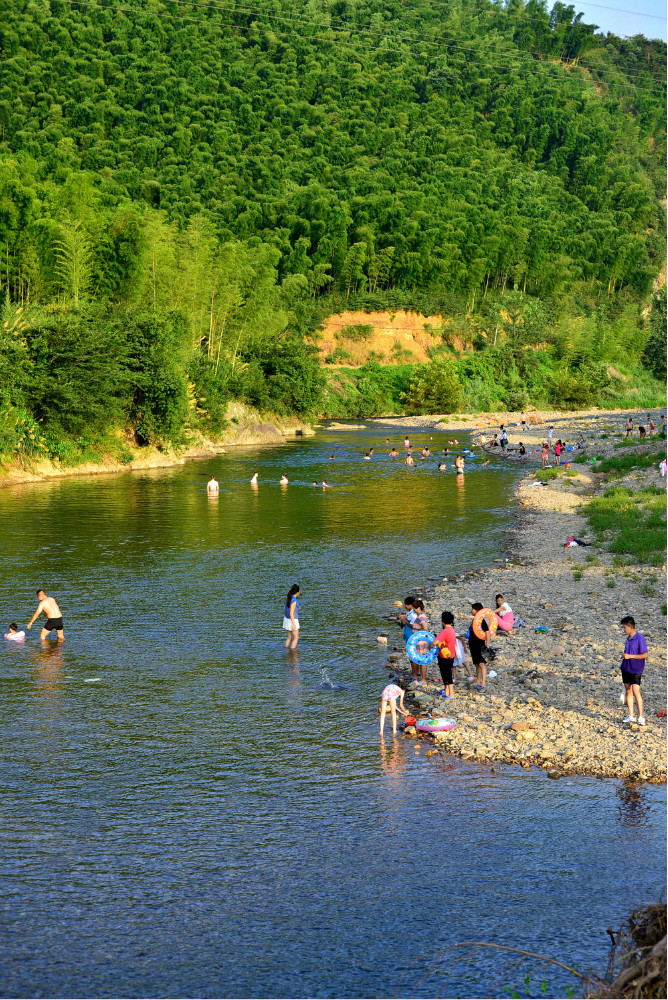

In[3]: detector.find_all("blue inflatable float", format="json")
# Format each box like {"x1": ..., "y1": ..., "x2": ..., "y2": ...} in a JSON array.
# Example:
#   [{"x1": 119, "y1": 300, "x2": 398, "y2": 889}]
[{"x1": 406, "y1": 630, "x2": 437, "y2": 666}]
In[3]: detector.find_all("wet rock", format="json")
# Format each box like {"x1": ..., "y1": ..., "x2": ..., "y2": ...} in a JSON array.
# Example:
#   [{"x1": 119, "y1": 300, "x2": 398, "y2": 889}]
[
  {"x1": 547, "y1": 769, "x2": 561, "y2": 779},
  {"x1": 392, "y1": 601, "x2": 404, "y2": 607},
  {"x1": 376, "y1": 636, "x2": 388, "y2": 644}
]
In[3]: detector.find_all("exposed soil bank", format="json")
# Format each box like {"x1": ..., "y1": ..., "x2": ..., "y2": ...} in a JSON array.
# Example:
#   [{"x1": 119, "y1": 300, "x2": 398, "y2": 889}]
[{"x1": 386, "y1": 418, "x2": 667, "y2": 782}]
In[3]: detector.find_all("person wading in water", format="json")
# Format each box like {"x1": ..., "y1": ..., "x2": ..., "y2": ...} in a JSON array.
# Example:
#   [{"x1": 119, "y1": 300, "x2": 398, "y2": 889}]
[{"x1": 27, "y1": 590, "x2": 65, "y2": 641}]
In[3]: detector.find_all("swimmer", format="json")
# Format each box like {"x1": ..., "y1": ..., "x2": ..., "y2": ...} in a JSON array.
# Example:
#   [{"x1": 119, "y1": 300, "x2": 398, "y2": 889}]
[
  {"x1": 369, "y1": 448, "x2": 374, "y2": 456},
  {"x1": 438, "y1": 462, "x2": 446, "y2": 471},
  {"x1": 27, "y1": 589, "x2": 64, "y2": 642},
  {"x1": 250, "y1": 472, "x2": 258, "y2": 485},
  {"x1": 364, "y1": 452, "x2": 371, "y2": 460},
  {"x1": 380, "y1": 683, "x2": 409, "y2": 735},
  {"x1": 454, "y1": 454, "x2": 465, "y2": 474},
  {"x1": 389, "y1": 448, "x2": 399, "y2": 458},
  {"x1": 207, "y1": 474, "x2": 219, "y2": 493},
  {"x1": 482, "y1": 459, "x2": 490, "y2": 466},
  {"x1": 322, "y1": 481, "x2": 330, "y2": 488},
  {"x1": 329, "y1": 454, "x2": 335, "y2": 460},
  {"x1": 421, "y1": 447, "x2": 431, "y2": 458},
  {"x1": 443, "y1": 447, "x2": 449, "y2": 456},
  {"x1": 4, "y1": 623, "x2": 25, "y2": 641},
  {"x1": 312, "y1": 481, "x2": 318, "y2": 487},
  {"x1": 280, "y1": 475, "x2": 289, "y2": 485},
  {"x1": 385, "y1": 438, "x2": 390, "y2": 444},
  {"x1": 405, "y1": 454, "x2": 414, "y2": 466},
  {"x1": 404, "y1": 437, "x2": 410, "y2": 448}
]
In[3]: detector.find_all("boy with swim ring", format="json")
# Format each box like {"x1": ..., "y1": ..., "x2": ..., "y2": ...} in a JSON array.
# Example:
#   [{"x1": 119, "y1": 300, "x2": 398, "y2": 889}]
[
  {"x1": 430, "y1": 611, "x2": 457, "y2": 700},
  {"x1": 379, "y1": 683, "x2": 409, "y2": 735},
  {"x1": 465, "y1": 602, "x2": 492, "y2": 690}
]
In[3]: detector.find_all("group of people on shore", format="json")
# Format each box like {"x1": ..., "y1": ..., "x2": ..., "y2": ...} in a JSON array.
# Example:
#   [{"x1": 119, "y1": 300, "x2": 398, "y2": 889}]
[{"x1": 379, "y1": 599, "x2": 649, "y2": 736}]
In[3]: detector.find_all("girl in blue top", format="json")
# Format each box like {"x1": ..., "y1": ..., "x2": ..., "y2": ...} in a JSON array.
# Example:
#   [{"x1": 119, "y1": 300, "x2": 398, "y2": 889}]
[{"x1": 283, "y1": 584, "x2": 301, "y2": 648}]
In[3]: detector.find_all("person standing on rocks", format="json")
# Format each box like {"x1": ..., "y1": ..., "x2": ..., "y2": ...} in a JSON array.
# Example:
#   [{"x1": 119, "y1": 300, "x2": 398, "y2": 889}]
[
  {"x1": 398, "y1": 596, "x2": 417, "y2": 643},
  {"x1": 430, "y1": 610, "x2": 457, "y2": 700},
  {"x1": 625, "y1": 417, "x2": 633, "y2": 438},
  {"x1": 620, "y1": 615, "x2": 647, "y2": 726},
  {"x1": 465, "y1": 602, "x2": 491, "y2": 691},
  {"x1": 409, "y1": 599, "x2": 430, "y2": 684},
  {"x1": 547, "y1": 426, "x2": 554, "y2": 446},
  {"x1": 541, "y1": 442, "x2": 549, "y2": 469}
]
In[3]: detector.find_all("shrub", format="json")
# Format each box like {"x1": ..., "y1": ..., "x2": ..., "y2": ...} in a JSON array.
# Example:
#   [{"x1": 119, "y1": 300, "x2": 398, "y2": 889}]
[
  {"x1": 404, "y1": 359, "x2": 463, "y2": 414},
  {"x1": 336, "y1": 324, "x2": 373, "y2": 342}
]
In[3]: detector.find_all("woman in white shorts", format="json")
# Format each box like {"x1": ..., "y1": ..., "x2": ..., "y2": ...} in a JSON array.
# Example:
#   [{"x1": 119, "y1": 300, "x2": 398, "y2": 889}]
[{"x1": 283, "y1": 584, "x2": 300, "y2": 648}]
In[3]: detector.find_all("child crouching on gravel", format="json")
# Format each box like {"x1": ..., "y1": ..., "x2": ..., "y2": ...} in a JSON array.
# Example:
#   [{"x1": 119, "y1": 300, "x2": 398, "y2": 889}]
[{"x1": 380, "y1": 683, "x2": 409, "y2": 735}]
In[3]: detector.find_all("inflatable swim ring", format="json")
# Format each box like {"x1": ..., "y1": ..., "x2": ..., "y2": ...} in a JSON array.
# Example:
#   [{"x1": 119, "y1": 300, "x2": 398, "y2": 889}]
[
  {"x1": 406, "y1": 630, "x2": 437, "y2": 666},
  {"x1": 416, "y1": 717, "x2": 457, "y2": 733},
  {"x1": 472, "y1": 609, "x2": 498, "y2": 640}
]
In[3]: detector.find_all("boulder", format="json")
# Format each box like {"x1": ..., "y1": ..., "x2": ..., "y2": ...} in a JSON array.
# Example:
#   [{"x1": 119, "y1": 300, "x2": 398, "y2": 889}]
[
  {"x1": 547, "y1": 769, "x2": 561, "y2": 780},
  {"x1": 392, "y1": 601, "x2": 404, "y2": 608},
  {"x1": 376, "y1": 636, "x2": 388, "y2": 644},
  {"x1": 511, "y1": 721, "x2": 533, "y2": 732}
]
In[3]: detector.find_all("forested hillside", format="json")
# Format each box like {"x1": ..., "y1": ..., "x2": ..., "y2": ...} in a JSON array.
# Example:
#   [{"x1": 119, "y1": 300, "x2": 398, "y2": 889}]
[{"x1": 0, "y1": 0, "x2": 666, "y2": 460}]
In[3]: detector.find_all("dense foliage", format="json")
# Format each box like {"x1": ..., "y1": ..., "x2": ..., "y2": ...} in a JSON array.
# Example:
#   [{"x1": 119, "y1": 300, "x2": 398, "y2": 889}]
[{"x1": 0, "y1": 0, "x2": 665, "y2": 456}]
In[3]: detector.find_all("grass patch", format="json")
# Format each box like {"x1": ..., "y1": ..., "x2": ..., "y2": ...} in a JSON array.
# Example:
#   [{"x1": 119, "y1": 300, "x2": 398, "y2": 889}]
[
  {"x1": 541, "y1": 467, "x2": 561, "y2": 480},
  {"x1": 606, "y1": 578, "x2": 616, "y2": 588},
  {"x1": 573, "y1": 569, "x2": 583, "y2": 581},
  {"x1": 614, "y1": 433, "x2": 665, "y2": 449},
  {"x1": 584, "y1": 485, "x2": 667, "y2": 566},
  {"x1": 585, "y1": 554, "x2": 601, "y2": 564},
  {"x1": 595, "y1": 449, "x2": 663, "y2": 476},
  {"x1": 336, "y1": 324, "x2": 374, "y2": 342}
]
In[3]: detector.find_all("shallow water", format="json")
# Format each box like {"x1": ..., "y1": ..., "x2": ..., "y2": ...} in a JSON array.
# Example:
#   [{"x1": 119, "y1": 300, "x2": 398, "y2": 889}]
[{"x1": 0, "y1": 425, "x2": 665, "y2": 998}]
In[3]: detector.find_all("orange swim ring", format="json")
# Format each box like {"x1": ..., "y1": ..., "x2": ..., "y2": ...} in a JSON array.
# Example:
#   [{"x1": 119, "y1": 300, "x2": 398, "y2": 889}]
[{"x1": 472, "y1": 609, "x2": 498, "y2": 640}]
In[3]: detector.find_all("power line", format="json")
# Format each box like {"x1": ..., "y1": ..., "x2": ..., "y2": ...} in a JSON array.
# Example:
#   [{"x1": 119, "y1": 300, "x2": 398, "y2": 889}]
[
  {"x1": 138, "y1": 0, "x2": 668, "y2": 80},
  {"x1": 58, "y1": 0, "x2": 666, "y2": 91}
]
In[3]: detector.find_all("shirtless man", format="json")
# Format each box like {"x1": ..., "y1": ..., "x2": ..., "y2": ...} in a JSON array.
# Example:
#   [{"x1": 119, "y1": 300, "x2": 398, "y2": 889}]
[
  {"x1": 27, "y1": 590, "x2": 64, "y2": 641},
  {"x1": 207, "y1": 474, "x2": 219, "y2": 493}
]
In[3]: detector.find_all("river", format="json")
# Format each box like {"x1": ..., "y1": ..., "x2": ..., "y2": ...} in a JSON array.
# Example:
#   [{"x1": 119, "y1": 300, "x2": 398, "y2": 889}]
[{"x1": 0, "y1": 424, "x2": 664, "y2": 998}]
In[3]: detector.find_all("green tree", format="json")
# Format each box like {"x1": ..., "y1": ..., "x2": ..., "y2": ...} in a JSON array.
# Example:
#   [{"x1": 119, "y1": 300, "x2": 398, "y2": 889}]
[{"x1": 404, "y1": 359, "x2": 464, "y2": 414}]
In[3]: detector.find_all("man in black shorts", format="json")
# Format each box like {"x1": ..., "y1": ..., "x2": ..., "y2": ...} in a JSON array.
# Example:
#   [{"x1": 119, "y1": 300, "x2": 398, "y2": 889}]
[
  {"x1": 466, "y1": 602, "x2": 491, "y2": 690},
  {"x1": 27, "y1": 589, "x2": 65, "y2": 642}
]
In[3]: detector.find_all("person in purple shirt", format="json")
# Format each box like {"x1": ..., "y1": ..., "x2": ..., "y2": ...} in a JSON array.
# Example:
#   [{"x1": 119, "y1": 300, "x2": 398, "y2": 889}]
[{"x1": 620, "y1": 615, "x2": 648, "y2": 726}]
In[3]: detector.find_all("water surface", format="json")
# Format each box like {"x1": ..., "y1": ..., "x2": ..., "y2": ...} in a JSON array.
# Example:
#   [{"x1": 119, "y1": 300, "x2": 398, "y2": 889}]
[{"x1": 0, "y1": 424, "x2": 664, "y2": 998}]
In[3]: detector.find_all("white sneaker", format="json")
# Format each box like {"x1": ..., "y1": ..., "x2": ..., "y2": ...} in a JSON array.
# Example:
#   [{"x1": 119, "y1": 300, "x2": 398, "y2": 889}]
[
  {"x1": 638, "y1": 716, "x2": 646, "y2": 726},
  {"x1": 623, "y1": 715, "x2": 637, "y2": 723}
]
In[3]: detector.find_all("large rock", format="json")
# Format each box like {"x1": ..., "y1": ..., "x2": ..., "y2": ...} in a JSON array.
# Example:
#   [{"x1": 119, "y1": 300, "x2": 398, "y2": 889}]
[{"x1": 511, "y1": 721, "x2": 533, "y2": 732}]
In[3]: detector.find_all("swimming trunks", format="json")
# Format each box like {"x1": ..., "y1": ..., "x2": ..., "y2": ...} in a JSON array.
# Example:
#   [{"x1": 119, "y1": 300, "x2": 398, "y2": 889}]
[{"x1": 44, "y1": 617, "x2": 64, "y2": 631}]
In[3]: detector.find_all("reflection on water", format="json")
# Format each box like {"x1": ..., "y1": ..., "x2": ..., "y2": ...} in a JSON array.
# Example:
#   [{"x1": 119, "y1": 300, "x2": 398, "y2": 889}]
[
  {"x1": 0, "y1": 425, "x2": 665, "y2": 999},
  {"x1": 616, "y1": 780, "x2": 652, "y2": 827}
]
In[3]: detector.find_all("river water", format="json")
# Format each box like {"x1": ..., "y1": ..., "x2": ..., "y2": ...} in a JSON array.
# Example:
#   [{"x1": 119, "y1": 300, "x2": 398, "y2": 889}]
[{"x1": 0, "y1": 425, "x2": 665, "y2": 999}]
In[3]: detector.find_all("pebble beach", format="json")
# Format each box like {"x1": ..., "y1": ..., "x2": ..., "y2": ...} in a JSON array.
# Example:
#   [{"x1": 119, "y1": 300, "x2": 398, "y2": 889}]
[{"x1": 386, "y1": 410, "x2": 667, "y2": 783}]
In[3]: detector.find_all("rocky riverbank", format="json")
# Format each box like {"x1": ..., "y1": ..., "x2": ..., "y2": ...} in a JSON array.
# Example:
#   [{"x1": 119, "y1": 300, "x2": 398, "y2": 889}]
[{"x1": 385, "y1": 441, "x2": 667, "y2": 782}]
